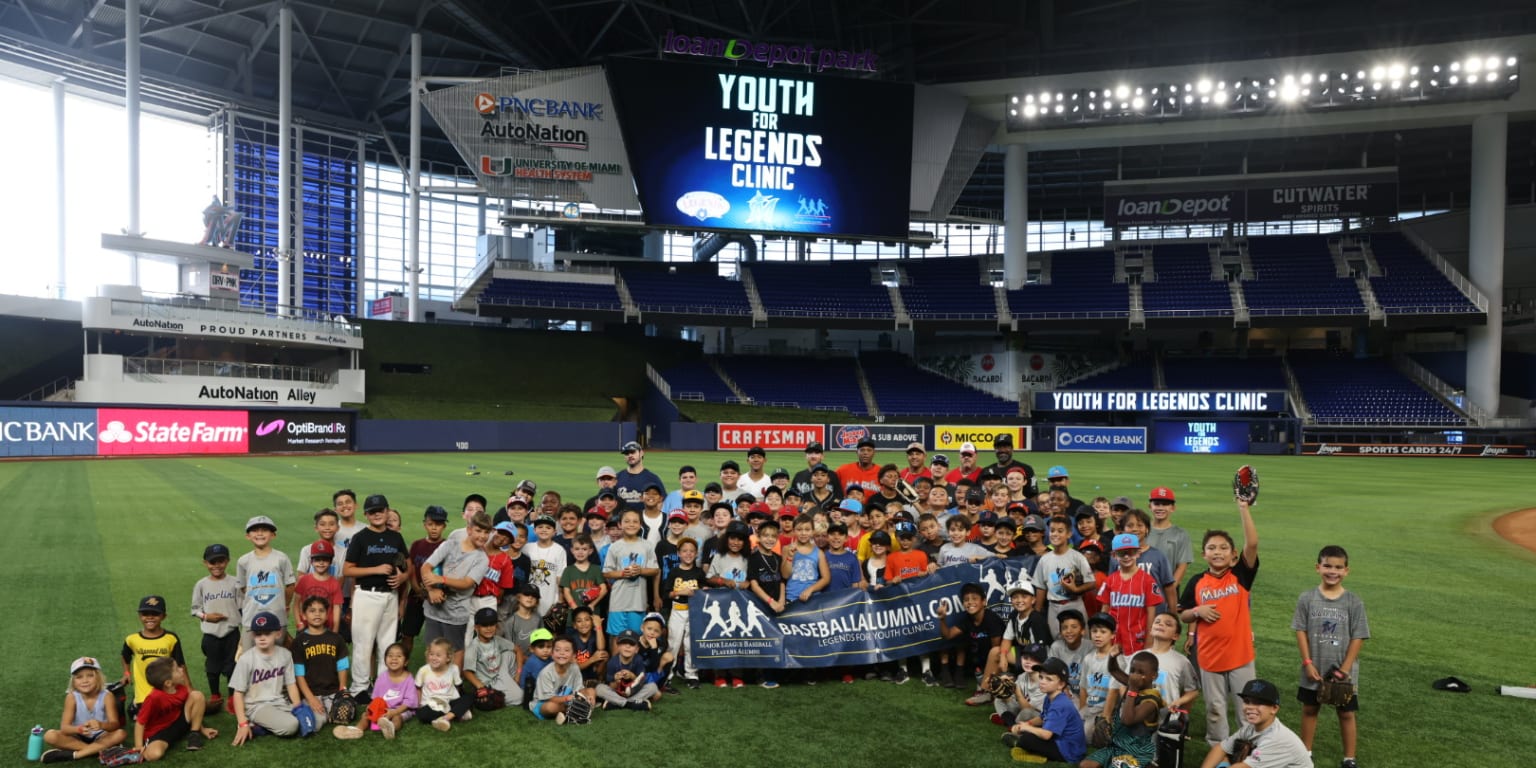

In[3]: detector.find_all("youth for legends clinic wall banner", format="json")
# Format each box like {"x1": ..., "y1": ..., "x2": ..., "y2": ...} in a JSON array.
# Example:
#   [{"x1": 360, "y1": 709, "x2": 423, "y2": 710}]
[
  {"x1": 688, "y1": 560, "x2": 1032, "y2": 669},
  {"x1": 605, "y1": 58, "x2": 914, "y2": 239}
]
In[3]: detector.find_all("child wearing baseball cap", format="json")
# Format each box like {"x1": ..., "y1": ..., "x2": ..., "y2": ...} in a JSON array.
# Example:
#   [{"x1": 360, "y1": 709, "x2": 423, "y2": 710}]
[
  {"x1": 230, "y1": 611, "x2": 301, "y2": 745},
  {"x1": 291, "y1": 540, "x2": 343, "y2": 633},
  {"x1": 235, "y1": 516, "x2": 295, "y2": 651},
  {"x1": 121, "y1": 595, "x2": 187, "y2": 709},
  {"x1": 41, "y1": 657, "x2": 128, "y2": 763},
  {"x1": 1002, "y1": 657, "x2": 1086, "y2": 764},
  {"x1": 191, "y1": 544, "x2": 239, "y2": 711}
]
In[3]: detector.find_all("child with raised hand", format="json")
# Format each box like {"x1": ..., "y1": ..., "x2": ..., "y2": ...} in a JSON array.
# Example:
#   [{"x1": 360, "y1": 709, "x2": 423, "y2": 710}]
[
  {"x1": 347, "y1": 643, "x2": 415, "y2": 740},
  {"x1": 1001, "y1": 658, "x2": 1086, "y2": 764},
  {"x1": 531, "y1": 637, "x2": 596, "y2": 725},
  {"x1": 190, "y1": 544, "x2": 239, "y2": 712},
  {"x1": 40, "y1": 657, "x2": 127, "y2": 763},
  {"x1": 1294, "y1": 545, "x2": 1369, "y2": 768},
  {"x1": 463, "y1": 608, "x2": 520, "y2": 711},
  {"x1": 229, "y1": 612, "x2": 301, "y2": 746},
  {"x1": 291, "y1": 597, "x2": 349, "y2": 729},
  {"x1": 1081, "y1": 652, "x2": 1164, "y2": 768},
  {"x1": 596, "y1": 630, "x2": 656, "y2": 712},
  {"x1": 705, "y1": 522, "x2": 751, "y2": 689},
  {"x1": 134, "y1": 658, "x2": 217, "y2": 761},
  {"x1": 415, "y1": 637, "x2": 471, "y2": 732}
]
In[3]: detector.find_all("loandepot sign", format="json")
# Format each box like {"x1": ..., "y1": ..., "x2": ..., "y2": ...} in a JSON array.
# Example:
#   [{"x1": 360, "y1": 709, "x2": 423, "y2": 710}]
[{"x1": 423, "y1": 67, "x2": 638, "y2": 209}]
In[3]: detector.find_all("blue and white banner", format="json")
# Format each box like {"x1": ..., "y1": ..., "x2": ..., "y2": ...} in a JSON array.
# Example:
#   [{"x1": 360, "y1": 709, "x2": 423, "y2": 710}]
[
  {"x1": 1154, "y1": 420, "x2": 1250, "y2": 454},
  {"x1": 687, "y1": 560, "x2": 1030, "y2": 669},
  {"x1": 1054, "y1": 425, "x2": 1147, "y2": 453},
  {"x1": 0, "y1": 406, "x2": 99, "y2": 457}
]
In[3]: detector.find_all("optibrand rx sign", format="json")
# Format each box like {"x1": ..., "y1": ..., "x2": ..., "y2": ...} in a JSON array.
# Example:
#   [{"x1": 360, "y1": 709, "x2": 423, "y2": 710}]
[
  {"x1": 249, "y1": 411, "x2": 355, "y2": 454},
  {"x1": 0, "y1": 406, "x2": 98, "y2": 457}
]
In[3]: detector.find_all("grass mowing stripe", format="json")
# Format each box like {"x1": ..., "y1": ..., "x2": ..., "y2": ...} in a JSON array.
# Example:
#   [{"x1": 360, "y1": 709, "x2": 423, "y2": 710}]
[{"x1": 0, "y1": 451, "x2": 1529, "y2": 767}]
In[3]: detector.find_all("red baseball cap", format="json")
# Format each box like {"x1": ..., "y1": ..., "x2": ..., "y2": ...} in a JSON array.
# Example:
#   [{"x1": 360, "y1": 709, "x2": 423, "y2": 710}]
[
  {"x1": 1149, "y1": 486, "x2": 1176, "y2": 502},
  {"x1": 310, "y1": 540, "x2": 335, "y2": 558}
]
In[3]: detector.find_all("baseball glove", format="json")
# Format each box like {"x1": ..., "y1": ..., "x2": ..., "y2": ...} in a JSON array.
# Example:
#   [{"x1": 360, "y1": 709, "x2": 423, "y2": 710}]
[
  {"x1": 1317, "y1": 675, "x2": 1357, "y2": 707},
  {"x1": 1232, "y1": 464, "x2": 1260, "y2": 504},
  {"x1": 1089, "y1": 715, "x2": 1113, "y2": 748},
  {"x1": 473, "y1": 687, "x2": 506, "y2": 711},
  {"x1": 564, "y1": 693, "x2": 593, "y2": 724},
  {"x1": 985, "y1": 673, "x2": 1017, "y2": 700},
  {"x1": 1228, "y1": 738, "x2": 1255, "y2": 763},
  {"x1": 542, "y1": 603, "x2": 570, "y2": 636},
  {"x1": 328, "y1": 695, "x2": 357, "y2": 726}
]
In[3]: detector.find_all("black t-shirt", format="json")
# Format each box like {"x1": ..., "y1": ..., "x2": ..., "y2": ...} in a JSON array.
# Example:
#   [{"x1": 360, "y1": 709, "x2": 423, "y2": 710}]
[
  {"x1": 614, "y1": 468, "x2": 665, "y2": 512},
  {"x1": 345, "y1": 527, "x2": 408, "y2": 591},
  {"x1": 792, "y1": 469, "x2": 842, "y2": 501},
  {"x1": 952, "y1": 609, "x2": 1006, "y2": 656},
  {"x1": 747, "y1": 550, "x2": 784, "y2": 600},
  {"x1": 291, "y1": 629, "x2": 348, "y2": 696},
  {"x1": 983, "y1": 459, "x2": 1038, "y2": 496},
  {"x1": 661, "y1": 564, "x2": 707, "y2": 616}
]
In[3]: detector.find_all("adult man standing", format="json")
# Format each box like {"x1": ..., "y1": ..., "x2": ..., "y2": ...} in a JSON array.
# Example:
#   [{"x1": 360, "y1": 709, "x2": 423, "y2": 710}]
[
  {"x1": 791, "y1": 441, "x2": 828, "y2": 497},
  {"x1": 943, "y1": 442, "x2": 982, "y2": 485},
  {"x1": 584, "y1": 466, "x2": 619, "y2": 512},
  {"x1": 614, "y1": 441, "x2": 664, "y2": 513},
  {"x1": 982, "y1": 433, "x2": 1035, "y2": 497},
  {"x1": 899, "y1": 443, "x2": 931, "y2": 483},
  {"x1": 344, "y1": 493, "x2": 409, "y2": 696},
  {"x1": 837, "y1": 437, "x2": 880, "y2": 495},
  {"x1": 739, "y1": 446, "x2": 773, "y2": 497},
  {"x1": 1146, "y1": 486, "x2": 1195, "y2": 587}
]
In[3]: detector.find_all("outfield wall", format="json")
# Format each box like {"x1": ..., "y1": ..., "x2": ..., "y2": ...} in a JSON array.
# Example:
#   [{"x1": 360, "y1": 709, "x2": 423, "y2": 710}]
[{"x1": 356, "y1": 419, "x2": 636, "y2": 452}]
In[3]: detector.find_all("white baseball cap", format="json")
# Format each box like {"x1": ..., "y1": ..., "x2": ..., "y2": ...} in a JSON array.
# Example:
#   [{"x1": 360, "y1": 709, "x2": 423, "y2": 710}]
[{"x1": 959, "y1": 441, "x2": 977, "y2": 455}]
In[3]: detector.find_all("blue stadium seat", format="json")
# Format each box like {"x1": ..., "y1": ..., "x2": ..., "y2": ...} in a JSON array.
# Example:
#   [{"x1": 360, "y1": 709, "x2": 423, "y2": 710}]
[
  {"x1": 1242, "y1": 235, "x2": 1365, "y2": 316},
  {"x1": 1366, "y1": 233, "x2": 1480, "y2": 315},
  {"x1": 748, "y1": 262, "x2": 893, "y2": 319},
  {"x1": 1006, "y1": 250, "x2": 1128, "y2": 319},
  {"x1": 620, "y1": 268, "x2": 752, "y2": 316},
  {"x1": 479, "y1": 278, "x2": 623, "y2": 311},
  {"x1": 1142, "y1": 244, "x2": 1232, "y2": 318},
  {"x1": 858, "y1": 351, "x2": 1017, "y2": 416},
  {"x1": 1289, "y1": 351, "x2": 1463, "y2": 425}
]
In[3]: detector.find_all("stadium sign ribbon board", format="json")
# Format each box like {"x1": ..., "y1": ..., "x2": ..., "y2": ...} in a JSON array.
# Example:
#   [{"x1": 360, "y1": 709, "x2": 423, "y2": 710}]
[
  {"x1": 688, "y1": 559, "x2": 1031, "y2": 669},
  {"x1": 1033, "y1": 390, "x2": 1287, "y2": 413},
  {"x1": 829, "y1": 424, "x2": 926, "y2": 450},
  {"x1": 1054, "y1": 426, "x2": 1147, "y2": 453},
  {"x1": 96, "y1": 408, "x2": 249, "y2": 456},
  {"x1": 716, "y1": 423, "x2": 827, "y2": 451},
  {"x1": 932, "y1": 425, "x2": 1031, "y2": 452},
  {"x1": 1303, "y1": 442, "x2": 1528, "y2": 458},
  {"x1": 605, "y1": 57, "x2": 914, "y2": 239},
  {"x1": 248, "y1": 411, "x2": 355, "y2": 454},
  {"x1": 0, "y1": 406, "x2": 99, "y2": 457},
  {"x1": 1103, "y1": 168, "x2": 1398, "y2": 227},
  {"x1": 1153, "y1": 420, "x2": 1251, "y2": 454}
]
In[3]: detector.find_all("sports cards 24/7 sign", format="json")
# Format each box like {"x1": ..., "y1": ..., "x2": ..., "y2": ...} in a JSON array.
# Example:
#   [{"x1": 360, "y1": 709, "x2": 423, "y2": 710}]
[{"x1": 716, "y1": 423, "x2": 826, "y2": 451}]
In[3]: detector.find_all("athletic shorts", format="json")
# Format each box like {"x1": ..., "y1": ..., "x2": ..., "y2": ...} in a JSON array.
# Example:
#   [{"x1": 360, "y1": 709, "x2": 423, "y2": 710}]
[
  {"x1": 529, "y1": 699, "x2": 552, "y2": 720},
  {"x1": 606, "y1": 611, "x2": 643, "y2": 635},
  {"x1": 1297, "y1": 685, "x2": 1360, "y2": 712},
  {"x1": 145, "y1": 715, "x2": 191, "y2": 747},
  {"x1": 399, "y1": 599, "x2": 426, "y2": 637}
]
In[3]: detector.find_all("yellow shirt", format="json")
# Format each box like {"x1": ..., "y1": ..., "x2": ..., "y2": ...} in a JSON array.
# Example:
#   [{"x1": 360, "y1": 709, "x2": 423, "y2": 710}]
[{"x1": 122, "y1": 630, "x2": 185, "y2": 703}]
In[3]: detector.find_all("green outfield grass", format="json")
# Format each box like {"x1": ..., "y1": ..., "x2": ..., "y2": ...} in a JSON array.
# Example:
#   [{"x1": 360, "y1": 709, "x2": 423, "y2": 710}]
[{"x1": 2, "y1": 451, "x2": 1531, "y2": 767}]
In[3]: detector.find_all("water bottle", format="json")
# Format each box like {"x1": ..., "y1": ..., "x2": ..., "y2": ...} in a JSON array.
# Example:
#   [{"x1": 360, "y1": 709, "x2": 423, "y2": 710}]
[{"x1": 27, "y1": 725, "x2": 45, "y2": 761}]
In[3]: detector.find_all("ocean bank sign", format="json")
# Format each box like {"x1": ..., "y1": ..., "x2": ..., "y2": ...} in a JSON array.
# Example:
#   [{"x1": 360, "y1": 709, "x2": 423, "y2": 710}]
[
  {"x1": 0, "y1": 406, "x2": 98, "y2": 457},
  {"x1": 1054, "y1": 426, "x2": 1147, "y2": 453}
]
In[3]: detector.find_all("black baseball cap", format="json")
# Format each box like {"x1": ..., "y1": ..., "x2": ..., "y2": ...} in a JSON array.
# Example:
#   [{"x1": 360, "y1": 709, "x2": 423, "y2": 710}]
[
  {"x1": 805, "y1": 442, "x2": 824, "y2": 453},
  {"x1": 595, "y1": 489, "x2": 617, "y2": 501},
  {"x1": 868, "y1": 530, "x2": 892, "y2": 546},
  {"x1": 423, "y1": 505, "x2": 449, "y2": 522},
  {"x1": 363, "y1": 494, "x2": 389, "y2": 513},
  {"x1": 1037, "y1": 658, "x2": 1069, "y2": 680},
  {"x1": 1087, "y1": 613, "x2": 1117, "y2": 632},
  {"x1": 643, "y1": 481, "x2": 665, "y2": 494},
  {"x1": 202, "y1": 543, "x2": 230, "y2": 561},
  {"x1": 771, "y1": 467, "x2": 790, "y2": 479},
  {"x1": 965, "y1": 488, "x2": 987, "y2": 504},
  {"x1": 856, "y1": 437, "x2": 877, "y2": 449},
  {"x1": 474, "y1": 607, "x2": 500, "y2": 626},
  {"x1": 1239, "y1": 679, "x2": 1282, "y2": 706},
  {"x1": 615, "y1": 629, "x2": 641, "y2": 645},
  {"x1": 720, "y1": 460, "x2": 740, "y2": 472},
  {"x1": 993, "y1": 434, "x2": 1014, "y2": 448},
  {"x1": 138, "y1": 595, "x2": 167, "y2": 615},
  {"x1": 811, "y1": 463, "x2": 832, "y2": 475},
  {"x1": 746, "y1": 446, "x2": 766, "y2": 457}
]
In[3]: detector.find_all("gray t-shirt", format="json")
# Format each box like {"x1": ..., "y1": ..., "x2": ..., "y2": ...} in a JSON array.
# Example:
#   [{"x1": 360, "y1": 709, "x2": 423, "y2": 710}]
[
  {"x1": 501, "y1": 611, "x2": 542, "y2": 653},
  {"x1": 603, "y1": 537, "x2": 658, "y2": 613},
  {"x1": 231, "y1": 645, "x2": 295, "y2": 708},
  {"x1": 938, "y1": 542, "x2": 994, "y2": 568},
  {"x1": 235, "y1": 549, "x2": 295, "y2": 626},
  {"x1": 1221, "y1": 717, "x2": 1313, "y2": 768},
  {"x1": 1290, "y1": 587, "x2": 1370, "y2": 689},
  {"x1": 1033, "y1": 549, "x2": 1093, "y2": 603},
  {"x1": 1080, "y1": 650, "x2": 1119, "y2": 715},
  {"x1": 465, "y1": 635, "x2": 517, "y2": 685},
  {"x1": 707, "y1": 553, "x2": 749, "y2": 585},
  {"x1": 423, "y1": 542, "x2": 489, "y2": 625},
  {"x1": 532, "y1": 661, "x2": 585, "y2": 702},
  {"x1": 1145, "y1": 524, "x2": 1193, "y2": 573},
  {"x1": 1049, "y1": 638, "x2": 1091, "y2": 690},
  {"x1": 190, "y1": 575, "x2": 240, "y2": 638}
]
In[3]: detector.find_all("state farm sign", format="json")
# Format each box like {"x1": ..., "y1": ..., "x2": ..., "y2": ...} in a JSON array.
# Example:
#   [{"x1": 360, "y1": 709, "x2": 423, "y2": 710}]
[
  {"x1": 716, "y1": 423, "x2": 826, "y2": 451},
  {"x1": 96, "y1": 408, "x2": 249, "y2": 456}
]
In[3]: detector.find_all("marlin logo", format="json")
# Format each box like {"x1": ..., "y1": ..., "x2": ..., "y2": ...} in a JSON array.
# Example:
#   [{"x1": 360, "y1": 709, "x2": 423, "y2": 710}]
[{"x1": 255, "y1": 420, "x2": 285, "y2": 437}]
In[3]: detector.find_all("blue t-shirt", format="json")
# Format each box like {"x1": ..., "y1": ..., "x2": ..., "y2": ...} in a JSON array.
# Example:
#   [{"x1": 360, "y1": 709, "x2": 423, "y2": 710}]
[
  {"x1": 520, "y1": 656, "x2": 551, "y2": 697},
  {"x1": 604, "y1": 653, "x2": 647, "y2": 683},
  {"x1": 826, "y1": 550, "x2": 861, "y2": 591},
  {"x1": 1040, "y1": 690, "x2": 1087, "y2": 763},
  {"x1": 614, "y1": 469, "x2": 665, "y2": 512}
]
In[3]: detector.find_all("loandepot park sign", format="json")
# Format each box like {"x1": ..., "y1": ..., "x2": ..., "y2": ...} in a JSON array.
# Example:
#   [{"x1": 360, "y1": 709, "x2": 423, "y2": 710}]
[{"x1": 423, "y1": 67, "x2": 638, "y2": 209}]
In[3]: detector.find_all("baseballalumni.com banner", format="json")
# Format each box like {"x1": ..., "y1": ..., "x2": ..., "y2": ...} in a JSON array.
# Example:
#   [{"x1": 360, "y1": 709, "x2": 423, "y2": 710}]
[{"x1": 687, "y1": 559, "x2": 1030, "y2": 669}]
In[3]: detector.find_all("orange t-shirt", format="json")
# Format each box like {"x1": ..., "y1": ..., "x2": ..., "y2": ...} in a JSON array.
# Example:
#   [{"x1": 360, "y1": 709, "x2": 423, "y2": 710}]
[
  {"x1": 1178, "y1": 557, "x2": 1259, "y2": 672},
  {"x1": 837, "y1": 462, "x2": 880, "y2": 495},
  {"x1": 885, "y1": 550, "x2": 929, "y2": 582}
]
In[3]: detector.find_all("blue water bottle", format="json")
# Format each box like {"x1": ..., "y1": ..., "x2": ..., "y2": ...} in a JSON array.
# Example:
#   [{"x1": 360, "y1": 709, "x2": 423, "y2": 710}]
[{"x1": 27, "y1": 725, "x2": 45, "y2": 761}]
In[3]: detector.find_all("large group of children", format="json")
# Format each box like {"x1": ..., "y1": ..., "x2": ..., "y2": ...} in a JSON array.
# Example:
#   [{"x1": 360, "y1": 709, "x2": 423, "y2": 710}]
[{"x1": 44, "y1": 438, "x2": 1367, "y2": 768}]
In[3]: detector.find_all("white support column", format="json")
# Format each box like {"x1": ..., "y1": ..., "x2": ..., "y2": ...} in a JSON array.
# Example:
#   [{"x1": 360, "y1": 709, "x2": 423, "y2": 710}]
[
  {"x1": 1003, "y1": 144, "x2": 1028, "y2": 289},
  {"x1": 276, "y1": 3, "x2": 292, "y2": 316},
  {"x1": 53, "y1": 79, "x2": 66, "y2": 299},
  {"x1": 355, "y1": 134, "x2": 367, "y2": 317},
  {"x1": 1466, "y1": 112, "x2": 1507, "y2": 417},
  {"x1": 407, "y1": 33, "x2": 423, "y2": 323},
  {"x1": 124, "y1": 0, "x2": 141, "y2": 285}
]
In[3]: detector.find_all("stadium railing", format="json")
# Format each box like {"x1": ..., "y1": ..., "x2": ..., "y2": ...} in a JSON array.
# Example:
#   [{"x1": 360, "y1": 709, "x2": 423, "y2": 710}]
[{"x1": 125, "y1": 356, "x2": 335, "y2": 384}]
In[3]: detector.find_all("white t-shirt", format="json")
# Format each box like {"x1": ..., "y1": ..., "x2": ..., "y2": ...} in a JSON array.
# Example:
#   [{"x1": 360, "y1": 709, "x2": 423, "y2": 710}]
[
  {"x1": 415, "y1": 663, "x2": 462, "y2": 713},
  {"x1": 738, "y1": 473, "x2": 773, "y2": 498},
  {"x1": 524, "y1": 541, "x2": 568, "y2": 616}
]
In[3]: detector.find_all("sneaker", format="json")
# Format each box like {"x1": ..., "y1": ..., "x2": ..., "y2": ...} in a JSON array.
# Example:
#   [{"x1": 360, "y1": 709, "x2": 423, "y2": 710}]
[
  {"x1": 864, "y1": 671, "x2": 880, "y2": 681},
  {"x1": 378, "y1": 717, "x2": 395, "y2": 740},
  {"x1": 40, "y1": 750, "x2": 71, "y2": 764},
  {"x1": 333, "y1": 725, "x2": 364, "y2": 740},
  {"x1": 990, "y1": 713, "x2": 1006, "y2": 726},
  {"x1": 185, "y1": 731, "x2": 206, "y2": 751},
  {"x1": 461, "y1": 711, "x2": 472, "y2": 722},
  {"x1": 761, "y1": 680, "x2": 780, "y2": 689},
  {"x1": 940, "y1": 667, "x2": 960, "y2": 688},
  {"x1": 892, "y1": 671, "x2": 910, "y2": 685},
  {"x1": 628, "y1": 700, "x2": 652, "y2": 712},
  {"x1": 731, "y1": 678, "x2": 744, "y2": 689},
  {"x1": 555, "y1": 712, "x2": 567, "y2": 725},
  {"x1": 922, "y1": 671, "x2": 939, "y2": 687},
  {"x1": 660, "y1": 683, "x2": 680, "y2": 695},
  {"x1": 715, "y1": 678, "x2": 727, "y2": 689},
  {"x1": 878, "y1": 671, "x2": 894, "y2": 682},
  {"x1": 1341, "y1": 760, "x2": 1359, "y2": 768},
  {"x1": 965, "y1": 690, "x2": 993, "y2": 706},
  {"x1": 353, "y1": 691, "x2": 372, "y2": 707},
  {"x1": 841, "y1": 674, "x2": 855, "y2": 684},
  {"x1": 599, "y1": 701, "x2": 612, "y2": 711},
  {"x1": 1001, "y1": 733, "x2": 1019, "y2": 749},
  {"x1": 207, "y1": 694, "x2": 223, "y2": 711},
  {"x1": 432, "y1": 716, "x2": 451, "y2": 732},
  {"x1": 686, "y1": 678, "x2": 700, "y2": 690},
  {"x1": 1011, "y1": 748, "x2": 1047, "y2": 763}
]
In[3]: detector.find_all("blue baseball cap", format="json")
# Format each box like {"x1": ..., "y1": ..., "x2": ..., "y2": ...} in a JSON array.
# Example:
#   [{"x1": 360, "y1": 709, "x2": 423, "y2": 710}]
[
  {"x1": 1112, "y1": 533, "x2": 1140, "y2": 551},
  {"x1": 1047, "y1": 465, "x2": 1069, "y2": 479},
  {"x1": 249, "y1": 611, "x2": 282, "y2": 632}
]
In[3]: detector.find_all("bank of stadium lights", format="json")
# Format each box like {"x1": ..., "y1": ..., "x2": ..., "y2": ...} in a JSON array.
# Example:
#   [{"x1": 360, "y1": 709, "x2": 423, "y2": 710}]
[{"x1": 1007, "y1": 54, "x2": 1519, "y2": 130}]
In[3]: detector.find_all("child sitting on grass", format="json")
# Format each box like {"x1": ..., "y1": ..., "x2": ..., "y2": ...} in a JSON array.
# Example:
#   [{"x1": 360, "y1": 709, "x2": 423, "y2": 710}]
[
  {"x1": 134, "y1": 658, "x2": 217, "y2": 761},
  {"x1": 595, "y1": 630, "x2": 657, "y2": 711},
  {"x1": 1001, "y1": 657, "x2": 1085, "y2": 764},
  {"x1": 1082, "y1": 652, "x2": 1164, "y2": 768},
  {"x1": 40, "y1": 657, "x2": 128, "y2": 763},
  {"x1": 416, "y1": 637, "x2": 471, "y2": 731}
]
